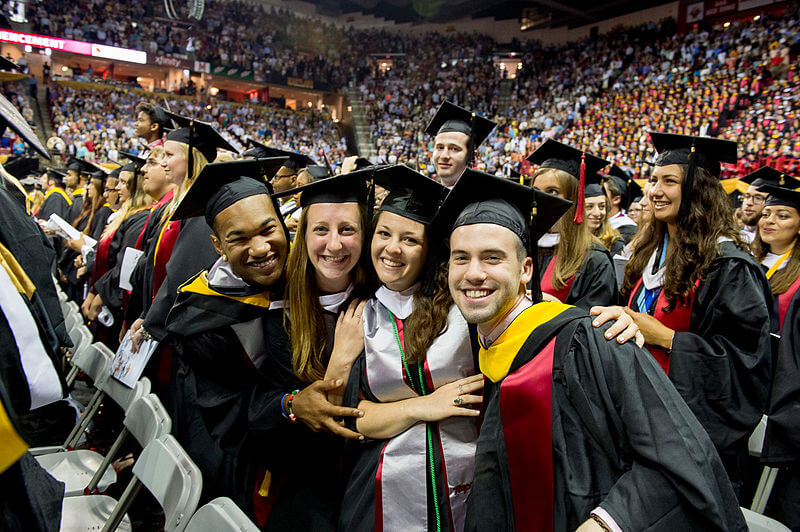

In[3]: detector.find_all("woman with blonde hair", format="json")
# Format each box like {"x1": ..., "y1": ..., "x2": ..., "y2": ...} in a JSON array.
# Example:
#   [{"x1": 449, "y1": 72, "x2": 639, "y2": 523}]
[
  {"x1": 129, "y1": 116, "x2": 235, "y2": 396},
  {"x1": 83, "y1": 158, "x2": 153, "y2": 345},
  {"x1": 584, "y1": 182, "x2": 626, "y2": 256},
  {"x1": 527, "y1": 139, "x2": 618, "y2": 309}
]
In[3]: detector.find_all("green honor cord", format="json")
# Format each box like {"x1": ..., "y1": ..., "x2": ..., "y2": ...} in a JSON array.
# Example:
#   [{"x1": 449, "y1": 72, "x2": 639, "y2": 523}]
[{"x1": 387, "y1": 309, "x2": 442, "y2": 532}]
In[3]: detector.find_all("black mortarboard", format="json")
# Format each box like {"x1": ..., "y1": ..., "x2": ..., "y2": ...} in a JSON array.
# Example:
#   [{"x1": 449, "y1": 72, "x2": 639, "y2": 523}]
[
  {"x1": 650, "y1": 133, "x2": 738, "y2": 176},
  {"x1": 47, "y1": 167, "x2": 66, "y2": 181},
  {"x1": 354, "y1": 157, "x2": 372, "y2": 170},
  {"x1": 0, "y1": 56, "x2": 20, "y2": 72},
  {"x1": 274, "y1": 168, "x2": 371, "y2": 208},
  {"x1": 374, "y1": 164, "x2": 447, "y2": 226},
  {"x1": 650, "y1": 133, "x2": 738, "y2": 222},
  {"x1": 741, "y1": 166, "x2": 800, "y2": 189},
  {"x1": 109, "y1": 166, "x2": 122, "y2": 179},
  {"x1": 245, "y1": 139, "x2": 317, "y2": 171},
  {"x1": 604, "y1": 165, "x2": 643, "y2": 208},
  {"x1": 118, "y1": 150, "x2": 147, "y2": 170},
  {"x1": 759, "y1": 184, "x2": 800, "y2": 213},
  {"x1": 172, "y1": 158, "x2": 289, "y2": 226},
  {"x1": 0, "y1": 93, "x2": 49, "y2": 159},
  {"x1": 152, "y1": 105, "x2": 174, "y2": 131},
  {"x1": 67, "y1": 157, "x2": 100, "y2": 176},
  {"x1": 164, "y1": 110, "x2": 238, "y2": 163},
  {"x1": 425, "y1": 100, "x2": 496, "y2": 152},
  {"x1": 3, "y1": 156, "x2": 38, "y2": 179},
  {"x1": 527, "y1": 139, "x2": 609, "y2": 223},
  {"x1": 432, "y1": 169, "x2": 572, "y2": 252},
  {"x1": 305, "y1": 165, "x2": 330, "y2": 180}
]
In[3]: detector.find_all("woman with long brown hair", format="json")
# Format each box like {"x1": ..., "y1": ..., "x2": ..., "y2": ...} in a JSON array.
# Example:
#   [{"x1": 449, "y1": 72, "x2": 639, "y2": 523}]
[
  {"x1": 527, "y1": 140, "x2": 618, "y2": 309},
  {"x1": 622, "y1": 133, "x2": 772, "y2": 495},
  {"x1": 337, "y1": 165, "x2": 482, "y2": 532}
]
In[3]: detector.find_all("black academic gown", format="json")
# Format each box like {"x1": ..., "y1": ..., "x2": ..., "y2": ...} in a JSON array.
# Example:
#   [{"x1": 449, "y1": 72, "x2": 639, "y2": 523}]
[
  {"x1": 143, "y1": 217, "x2": 217, "y2": 341},
  {"x1": 465, "y1": 303, "x2": 746, "y2": 532},
  {"x1": 57, "y1": 211, "x2": 90, "y2": 302},
  {"x1": 0, "y1": 186, "x2": 70, "y2": 353},
  {"x1": 539, "y1": 243, "x2": 618, "y2": 309},
  {"x1": 616, "y1": 223, "x2": 637, "y2": 243},
  {"x1": 67, "y1": 192, "x2": 83, "y2": 223},
  {"x1": 166, "y1": 272, "x2": 346, "y2": 529},
  {"x1": 609, "y1": 236, "x2": 626, "y2": 256},
  {"x1": 629, "y1": 242, "x2": 772, "y2": 466},
  {"x1": 36, "y1": 188, "x2": 70, "y2": 221},
  {"x1": 94, "y1": 211, "x2": 149, "y2": 315},
  {"x1": 762, "y1": 284, "x2": 800, "y2": 528}
]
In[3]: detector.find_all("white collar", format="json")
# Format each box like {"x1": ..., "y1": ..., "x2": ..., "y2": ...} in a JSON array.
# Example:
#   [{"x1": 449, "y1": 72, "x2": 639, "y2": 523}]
[
  {"x1": 207, "y1": 257, "x2": 249, "y2": 290},
  {"x1": 479, "y1": 295, "x2": 532, "y2": 349},
  {"x1": 763, "y1": 252, "x2": 790, "y2": 271},
  {"x1": 375, "y1": 283, "x2": 420, "y2": 320},
  {"x1": 642, "y1": 241, "x2": 667, "y2": 291},
  {"x1": 538, "y1": 232, "x2": 561, "y2": 248},
  {"x1": 319, "y1": 284, "x2": 354, "y2": 313}
]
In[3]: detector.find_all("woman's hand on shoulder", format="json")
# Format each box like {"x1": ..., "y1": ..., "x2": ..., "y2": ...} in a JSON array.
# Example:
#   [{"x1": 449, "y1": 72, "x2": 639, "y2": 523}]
[
  {"x1": 332, "y1": 299, "x2": 366, "y2": 366},
  {"x1": 589, "y1": 305, "x2": 645, "y2": 347}
]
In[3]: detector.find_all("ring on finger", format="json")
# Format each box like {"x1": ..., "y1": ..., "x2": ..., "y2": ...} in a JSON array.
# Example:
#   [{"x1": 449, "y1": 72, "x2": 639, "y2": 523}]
[
  {"x1": 453, "y1": 397, "x2": 463, "y2": 405},
  {"x1": 458, "y1": 384, "x2": 464, "y2": 394}
]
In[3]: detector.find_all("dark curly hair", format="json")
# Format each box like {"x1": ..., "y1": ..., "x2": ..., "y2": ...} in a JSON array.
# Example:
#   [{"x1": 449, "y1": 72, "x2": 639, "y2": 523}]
[{"x1": 622, "y1": 166, "x2": 745, "y2": 310}]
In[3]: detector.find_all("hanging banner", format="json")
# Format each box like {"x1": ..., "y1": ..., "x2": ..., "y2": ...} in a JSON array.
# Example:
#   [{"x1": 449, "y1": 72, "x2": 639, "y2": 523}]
[{"x1": 0, "y1": 29, "x2": 146, "y2": 64}]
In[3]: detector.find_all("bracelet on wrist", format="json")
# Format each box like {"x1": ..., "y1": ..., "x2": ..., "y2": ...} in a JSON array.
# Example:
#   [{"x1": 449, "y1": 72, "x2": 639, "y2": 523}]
[
  {"x1": 286, "y1": 389, "x2": 299, "y2": 423},
  {"x1": 140, "y1": 328, "x2": 153, "y2": 341},
  {"x1": 591, "y1": 514, "x2": 612, "y2": 532},
  {"x1": 279, "y1": 393, "x2": 290, "y2": 419}
]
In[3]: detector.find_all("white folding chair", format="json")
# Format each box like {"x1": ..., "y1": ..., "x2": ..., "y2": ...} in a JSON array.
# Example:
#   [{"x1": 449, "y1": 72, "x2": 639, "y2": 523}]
[
  {"x1": 64, "y1": 310, "x2": 82, "y2": 332},
  {"x1": 64, "y1": 300, "x2": 80, "y2": 317},
  {"x1": 60, "y1": 434, "x2": 202, "y2": 532},
  {"x1": 741, "y1": 507, "x2": 791, "y2": 532},
  {"x1": 185, "y1": 497, "x2": 259, "y2": 532},
  {"x1": 37, "y1": 384, "x2": 162, "y2": 497},
  {"x1": 65, "y1": 326, "x2": 94, "y2": 387},
  {"x1": 748, "y1": 415, "x2": 781, "y2": 513},
  {"x1": 30, "y1": 343, "x2": 113, "y2": 456}
]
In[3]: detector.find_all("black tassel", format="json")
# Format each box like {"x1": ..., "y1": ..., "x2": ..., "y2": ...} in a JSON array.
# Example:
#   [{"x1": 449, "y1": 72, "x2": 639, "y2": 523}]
[{"x1": 677, "y1": 144, "x2": 697, "y2": 224}]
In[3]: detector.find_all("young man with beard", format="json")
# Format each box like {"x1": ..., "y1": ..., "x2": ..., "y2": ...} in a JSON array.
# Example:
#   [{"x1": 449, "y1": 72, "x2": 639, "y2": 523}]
[
  {"x1": 434, "y1": 169, "x2": 745, "y2": 531},
  {"x1": 739, "y1": 167, "x2": 800, "y2": 244},
  {"x1": 425, "y1": 100, "x2": 495, "y2": 188}
]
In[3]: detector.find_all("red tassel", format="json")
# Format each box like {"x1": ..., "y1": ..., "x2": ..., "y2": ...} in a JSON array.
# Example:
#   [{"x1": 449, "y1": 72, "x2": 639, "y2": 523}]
[{"x1": 574, "y1": 153, "x2": 586, "y2": 223}]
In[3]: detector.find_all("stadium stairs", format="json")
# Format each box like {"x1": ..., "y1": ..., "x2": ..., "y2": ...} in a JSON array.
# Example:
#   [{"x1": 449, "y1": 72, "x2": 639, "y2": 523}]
[
  {"x1": 343, "y1": 87, "x2": 376, "y2": 159},
  {"x1": 498, "y1": 79, "x2": 513, "y2": 113}
]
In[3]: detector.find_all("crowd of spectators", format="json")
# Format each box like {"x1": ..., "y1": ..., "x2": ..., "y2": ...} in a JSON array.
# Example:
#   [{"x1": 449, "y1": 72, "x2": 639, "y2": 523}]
[
  {"x1": 46, "y1": 81, "x2": 347, "y2": 168},
  {"x1": 8, "y1": 0, "x2": 800, "y2": 178},
  {"x1": 0, "y1": 78, "x2": 37, "y2": 156}
]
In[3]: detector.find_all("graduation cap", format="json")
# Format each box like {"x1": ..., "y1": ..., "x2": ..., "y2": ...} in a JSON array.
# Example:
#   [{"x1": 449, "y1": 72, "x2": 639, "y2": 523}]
[
  {"x1": 604, "y1": 164, "x2": 643, "y2": 208},
  {"x1": 374, "y1": 164, "x2": 447, "y2": 226},
  {"x1": 432, "y1": 169, "x2": 572, "y2": 255},
  {"x1": 163, "y1": 110, "x2": 238, "y2": 163},
  {"x1": 118, "y1": 150, "x2": 147, "y2": 169},
  {"x1": 758, "y1": 184, "x2": 800, "y2": 213},
  {"x1": 244, "y1": 139, "x2": 317, "y2": 171},
  {"x1": 172, "y1": 158, "x2": 289, "y2": 226},
  {"x1": 66, "y1": 157, "x2": 101, "y2": 176},
  {"x1": 273, "y1": 167, "x2": 373, "y2": 209},
  {"x1": 152, "y1": 105, "x2": 174, "y2": 131},
  {"x1": 741, "y1": 166, "x2": 800, "y2": 189},
  {"x1": 649, "y1": 133, "x2": 738, "y2": 223},
  {"x1": 2, "y1": 156, "x2": 38, "y2": 179},
  {"x1": 354, "y1": 157, "x2": 372, "y2": 171},
  {"x1": 305, "y1": 165, "x2": 330, "y2": 180},
  {"x1": 0, "y1": 93, "x2": 49, "y2": 159},
  {"x1": 0, "y1": 55, "x2": 21, "y2": 72},
  {"x1": 526, "y1": 139, "x2": 609, "y2": 223},
  {"x1": 425, "y1": 100, "x2": 496, "y2": 156}
]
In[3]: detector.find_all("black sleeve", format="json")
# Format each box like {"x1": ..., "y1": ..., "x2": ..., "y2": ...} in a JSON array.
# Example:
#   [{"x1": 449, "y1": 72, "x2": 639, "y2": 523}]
[
  {"x1": 669, "y1": 257, "x2": 772, "y2": 452},
  {"x1": 617, "y1": 224, "x2": 637, "y2": 243},
  {"x1": 764, "y1": 289, "x2": 800, "y2": 464},
  {"x1": 567, "y1": 248, "x2": 618, "y2": 309},
  {"x1": 569, "y1": 322, "x2": 746, "y2": 531},
  {"x1": 95, "y1": 213, "x2": 148, "y2": 311}
]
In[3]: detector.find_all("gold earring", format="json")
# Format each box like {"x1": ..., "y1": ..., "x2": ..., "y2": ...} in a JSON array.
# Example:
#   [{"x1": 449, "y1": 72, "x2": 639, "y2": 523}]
[{"x1": 222, "y1": 254, "x2": 228, "y2": 262}]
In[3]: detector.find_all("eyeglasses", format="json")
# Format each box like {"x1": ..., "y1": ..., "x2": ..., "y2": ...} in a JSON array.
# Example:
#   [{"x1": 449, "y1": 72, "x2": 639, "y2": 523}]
[
  {"x1": 628, "y1": 207, "x2": 643, "y2": 213},
  {"x1": 741, "y1": 194, "x2": 767, "y2": 205}
]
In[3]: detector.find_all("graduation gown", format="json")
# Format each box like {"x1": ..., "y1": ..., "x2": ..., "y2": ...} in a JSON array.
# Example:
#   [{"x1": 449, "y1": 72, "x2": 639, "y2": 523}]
[
  {"x1": 539, "y1": 243, "x2": 618, "y2": 309},
  {"x1": 66, "y1": 189, "x2": 83, "y2": 223},
  {"x1": 143, "y1": 216, "x2": 218, "y2": 341},
  {"x1": 167, "y1": 264, "x2": 347, "y2": 530},
  {"x1": 339, "y1": 291, "x2": 477, "y2": 532},
  {"x1": 165, "y1": 262, "x2": 279, "y2": 518},
  {"x1": 465, "y1": 301, "x2": 745, "y2": 532},
  {"x1": 0, "y1": 186, "x2": 70, "y2": 353},
  {"x1": 608, "y1": 212, "x2": 637, "y2": 243},
  {"x1": 35, "y1": 187, "x2": 71, "y2": 221},
  {"x1": 94, "y1": 210, "x2": 149, "y2": 314},
  {"x1": 628, "y1": 241, "x2": 772, "y2": 457}
]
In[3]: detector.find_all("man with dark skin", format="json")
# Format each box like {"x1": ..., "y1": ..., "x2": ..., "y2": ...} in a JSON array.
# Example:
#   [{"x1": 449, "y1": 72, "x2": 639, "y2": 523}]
[{"x1": 133, "y1": 102, "x2": 169, "y2": 152}]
